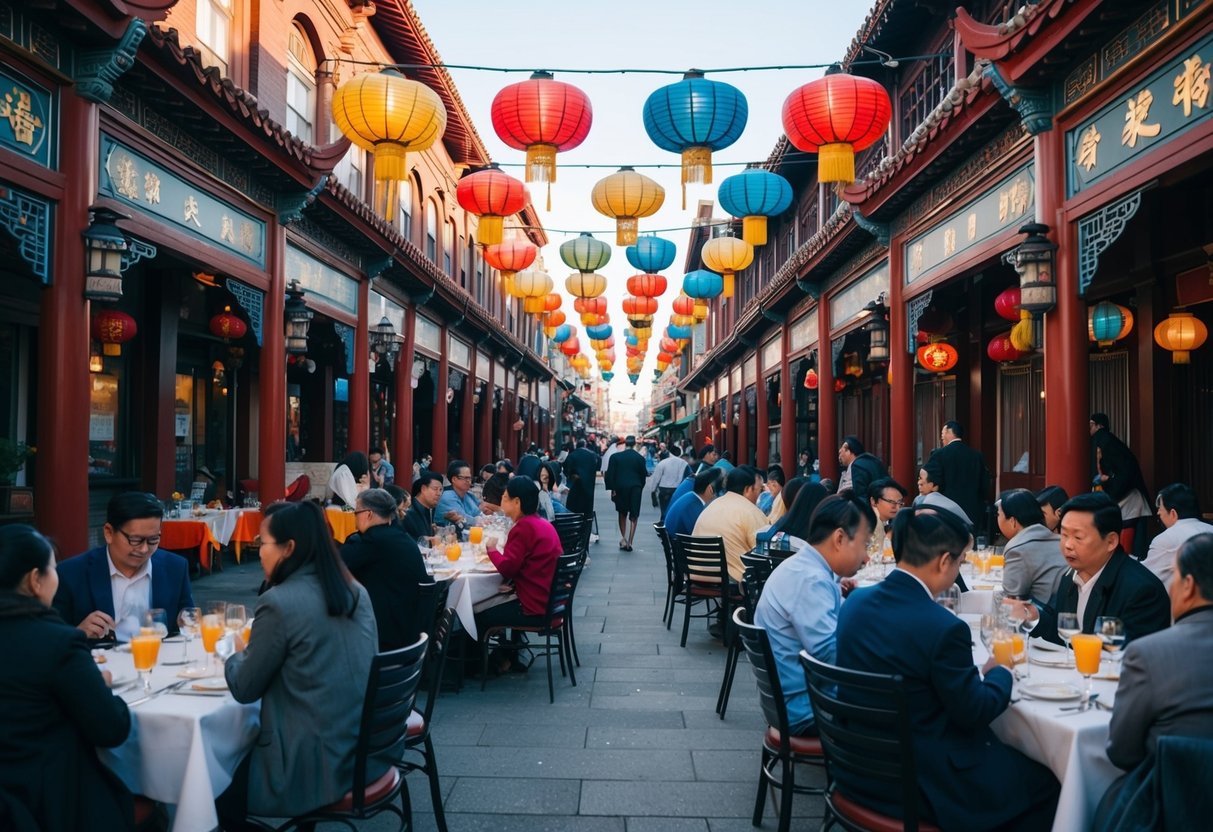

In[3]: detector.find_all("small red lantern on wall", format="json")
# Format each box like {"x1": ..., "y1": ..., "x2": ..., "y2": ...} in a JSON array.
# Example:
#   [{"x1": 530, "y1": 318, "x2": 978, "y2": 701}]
[
  {"x1": 833, "y1": 378, "x2": 847, "y2": 393},
  {"x1": 209, "y1": 305, "x2": 248, "y2": 341},
  {"x1": 803, "y1": 368, "x2": 819, "y2": 390},
  {"x1": 92, "y1": 310, "x2": 138, "y2": 356},
  {"x1": 994, "y1": 288, "x2": 1021, "y2": 322},
  {"x1": 986, "y1": 333, "x2": 1028, "y2": 363},
  {"x1": 917, "y1": 341, "x2": 959, "y2": 373}
]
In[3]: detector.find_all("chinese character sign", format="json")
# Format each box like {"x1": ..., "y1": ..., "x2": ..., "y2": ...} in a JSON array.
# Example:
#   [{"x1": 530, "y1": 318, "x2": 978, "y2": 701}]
[{"x1": 0, "y1": 70, "x2": 52, "y2": 167}]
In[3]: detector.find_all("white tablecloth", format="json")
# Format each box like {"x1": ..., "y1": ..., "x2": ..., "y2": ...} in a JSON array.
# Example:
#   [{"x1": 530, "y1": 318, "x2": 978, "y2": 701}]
[
  {"x1": 97, "y1": 640, "x2": 261, "y2": 832},
  {"x1": 428, "y1": 550, "x2": 504, "y2": 640},
  {"x1": 967, "y1": 621, "x2": 1120, "y2": 831}
]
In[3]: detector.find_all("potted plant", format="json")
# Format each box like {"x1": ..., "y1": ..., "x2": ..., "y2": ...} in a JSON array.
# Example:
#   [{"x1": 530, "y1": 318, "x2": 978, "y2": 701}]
[{"x1": 0, "y1": 438, "x2": 35, "y2": 515}]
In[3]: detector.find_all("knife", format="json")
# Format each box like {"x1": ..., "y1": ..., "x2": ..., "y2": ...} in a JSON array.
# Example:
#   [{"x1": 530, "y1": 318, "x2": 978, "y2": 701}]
[{"x1": 127, "y1": 680, "x2": 189, "y2": 707}]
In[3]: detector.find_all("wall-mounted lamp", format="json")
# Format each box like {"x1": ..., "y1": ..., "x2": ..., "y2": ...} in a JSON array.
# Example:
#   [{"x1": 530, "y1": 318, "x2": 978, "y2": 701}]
[
  {"x1": 284, "y1": 280, "x2": 313, "y2": 355},
  {"x1": 82, "y1": 207, "x2": 131, "y2": 302}
]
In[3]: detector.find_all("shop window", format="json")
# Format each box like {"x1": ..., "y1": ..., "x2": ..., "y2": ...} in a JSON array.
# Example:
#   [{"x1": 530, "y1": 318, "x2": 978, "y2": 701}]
[
  {"x1": 397, "y1": 179, "x2": 413, "y2": 240},
  {"x1": 286, "y1": 25, "x2": 316, "y2": 144},
  {"x1": 196, "y1": 0, "x2": 233, "y2": 76},
  {"x1": 914, "y1": 375, "x2": 956, "y2": 466},
  {"x1": 425, "y1": 199, "x2": 438, "y2": 263},
  {"x1": 89, "y1": 371, "x2": 124, "y2": 478},
  {"x1": 899, "y1": 51, "x2": 954, "y2": 141}
]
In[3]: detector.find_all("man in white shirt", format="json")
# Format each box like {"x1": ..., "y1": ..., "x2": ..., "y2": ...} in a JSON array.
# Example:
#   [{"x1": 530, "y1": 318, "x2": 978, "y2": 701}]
[
  {"x1": 1144, "y1": 483, "x2": 1213, "y2": 588},
  {"x1": 600, "y1": 436, "x2": 623, "y2": 474},
  {"x1": 647, "y1": 450, "x2": 691, "y2": 521}
]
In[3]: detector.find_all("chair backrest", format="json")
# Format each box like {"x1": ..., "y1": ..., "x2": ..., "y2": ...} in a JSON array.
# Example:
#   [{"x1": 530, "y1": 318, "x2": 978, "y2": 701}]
[
  {"x1": 419, "y1": 607, "x2": 455, "y2": 726},
  {"x1": 351, "y1": 634, "x2": 429, "y2": 811},
  {"x1": 733, "y1": 608, "x2": 792, "y2": 742},
  {"x1": 739, "y1": 553, "x2": 774, "y2": 618},
  {"x1": 408, "y1": 579, "x2": 451, "y2": 653},
  {"x1": 798, "y1": 651, "x2": 921, "y2": 830},
  {"x1": 552, "y1": 513, "x2": 592, "y2": 557},
  {"x1": 654, "y1": 524, "x2": 678, "y2": 588},
  {"x1": 542, "y1": 552, "x2": 584, "y2": 632},
  {"x1": 675, "y1": 532, "x2": 730, "y2": 586}
]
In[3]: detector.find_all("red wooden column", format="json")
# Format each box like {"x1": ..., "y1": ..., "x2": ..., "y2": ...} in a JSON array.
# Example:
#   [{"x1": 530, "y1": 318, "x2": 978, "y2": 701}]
[
  {"x1": 738, "y1": 365, "x2": 750, "y2": 467},
  {"x1": 779, "y1": 325, "x2": 796, "y2": 470},
  {"x1": 393, "y1": 305, "x2": 416, "y2": 473},
  {"x1": 38, "y1": 93, "x2": 94, "y2": 555},
  {"x1": 349, "y1": 279, "x2": 370, "y2": 453},
  {"x1": 432, "y1": 328, "x2": 450, "y2": 472},
  {"x1": 476, "y1": 359, "x2": 493, "y2": 467},
  {"x1": 460, "y1": 365, "x2": 475, "y2": 465},
  {"x1": 888, "y1": 237, "x2": 914, "y2": 484},
  {"x1": 1039, "y1": 129, "x2": 1089, "y2": 498},
  {"x1": 258, "y1": 224, "x2": 287, "y2": 504},
  {"x1": 755, "y1": 350, "x2": 769, "y2": 469},
  {"x1": 817, "y1": 301, "x2": 838, "y2": 480}
]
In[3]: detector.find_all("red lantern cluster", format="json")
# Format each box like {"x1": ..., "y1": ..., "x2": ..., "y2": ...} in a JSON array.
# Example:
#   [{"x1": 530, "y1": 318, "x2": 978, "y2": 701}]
[
  {"x1": 92, "y1": 310, "x2": 138, "y2": 356},
  {"x1": 804, "y1": 368, "x2": 819, "y2": 390},
  {"x1": 987, "y1": 333, "x2": 1029, "y2": 363},
  {"x1": 209, "y1": 306, "x2": 247, "y2": 341}
]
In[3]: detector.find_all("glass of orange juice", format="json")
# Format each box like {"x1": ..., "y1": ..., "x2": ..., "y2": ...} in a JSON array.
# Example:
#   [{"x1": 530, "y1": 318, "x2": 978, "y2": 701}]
[
  {"x1": 991, "y1": 630, "x2": 1016, "y2": 669},
  {"x1": 201, "y1": 601, "x2": 227, "y2": 676},
  {"x1": 131, "y1": 633, "x2": 162, "y2": 691},
  {"x1": 469, "y1": 526, "x2": 483, "y2": 545},
  {"x1": 1071, "y1": 634, "x2": 1103, "y2": 698},
  {"x1": 445, "y1": 542, "x2": 462, "y2": 563}
]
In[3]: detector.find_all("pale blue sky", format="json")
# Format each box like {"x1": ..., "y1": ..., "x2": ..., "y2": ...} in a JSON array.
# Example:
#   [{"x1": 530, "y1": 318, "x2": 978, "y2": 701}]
[{"x1": 411, "y1": 0, "x2": 875, "y2": 421}]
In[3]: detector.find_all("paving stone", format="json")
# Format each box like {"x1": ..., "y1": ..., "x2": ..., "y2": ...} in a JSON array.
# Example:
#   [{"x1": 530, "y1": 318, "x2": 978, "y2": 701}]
[
  {"x1": 587, "y1": 727, "x2": 757, "y2": 750},
  {"x1": 626, "y1": 818, "x2": 709, "y2": 832},
  {"x1": 579, "y1": 781, "x2": 759, "y2": 817},
  {"x1": 438, "y1": 746, "x2": 695, "y2": 780},
  {"x1": 444, "y1": 776, "x2": 582, "y2": 814},
  {"x1": 477, "y1": 724, "x2": 588, "y2": 748}
]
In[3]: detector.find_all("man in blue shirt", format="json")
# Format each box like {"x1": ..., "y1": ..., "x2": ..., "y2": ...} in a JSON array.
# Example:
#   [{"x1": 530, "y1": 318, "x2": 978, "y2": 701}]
[
  {"x1": 754, "y1": 493, "x2": 874, "y2": 735},
  {"x1": 664, "y1": 468, "x2": 723, "y2": 540},
  {"x1": 369, "y1": 446, "x2": 394, "y2": 487},
  {"x1": 436, "y1": 459, "x2": 483, "y2": 527}
]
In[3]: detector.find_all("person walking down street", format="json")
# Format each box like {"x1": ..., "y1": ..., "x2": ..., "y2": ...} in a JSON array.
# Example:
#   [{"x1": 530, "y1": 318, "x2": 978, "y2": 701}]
[
  {"x1": 929, "y1": 421, "x2": 991, "y2": 534},
  {"x1": 1090, "y1": 413, "x2": 1151, "y2": 559},
  {"x1": 836, "y1": 436, "x2": 887, "y2": 502},
  {"x1": 562, "y1": 439, "x2": 600, "y2": 517},
  {"x1": 648, "y1": 449, "x2": 692, "y2": 522},
  {"x1": 605, "y1": 436, "x2": 649, "y2": 551}
]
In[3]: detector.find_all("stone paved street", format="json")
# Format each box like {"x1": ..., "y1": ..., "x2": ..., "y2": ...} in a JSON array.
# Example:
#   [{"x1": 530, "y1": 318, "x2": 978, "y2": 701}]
[{"x1": 193, "y1": 486, "x2": 826, "y2": 830}]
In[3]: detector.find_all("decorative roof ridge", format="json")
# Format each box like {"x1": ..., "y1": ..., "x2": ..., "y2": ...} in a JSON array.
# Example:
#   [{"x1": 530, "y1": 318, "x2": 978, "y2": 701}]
[
  {"x1": 145, "y1": 25, "x2": 350, "y2": 175},
  {"x1": 838, "y1": 0, "x2": 899, "y2": 71},
  {"x1": 954, "y1": 0, "x2": 1075, "y2": 60}
]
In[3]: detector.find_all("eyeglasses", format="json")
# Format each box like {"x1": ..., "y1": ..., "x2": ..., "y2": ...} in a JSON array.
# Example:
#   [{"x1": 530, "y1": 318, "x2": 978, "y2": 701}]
[
  {"x1": 353, "y1": 509, "x2": 373, "y2": 517},
  {"x1": 878, "y1": 497, "x2": 905, "y2": 507},
  {"x1": 117, "y1": 529, "x2": 161, "y2": 549}
]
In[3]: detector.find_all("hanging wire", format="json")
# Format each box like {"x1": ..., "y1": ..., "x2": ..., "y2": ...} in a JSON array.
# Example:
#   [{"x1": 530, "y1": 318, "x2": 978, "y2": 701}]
[
  {"x1": 514, "y1": 220, "x2": 737, "y2": 236},
  {"x1": 493, "y1": 156, "x2": 821, "y2": 171}
]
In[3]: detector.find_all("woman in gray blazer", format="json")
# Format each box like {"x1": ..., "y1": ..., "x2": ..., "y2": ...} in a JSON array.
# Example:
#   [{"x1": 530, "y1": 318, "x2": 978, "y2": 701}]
[
  {"x1": 219, "y1": 501, "x2": 379, "y2": 828},
  {"x1": 997, "y1": 489, "x2": 1067, "y2": 603}
]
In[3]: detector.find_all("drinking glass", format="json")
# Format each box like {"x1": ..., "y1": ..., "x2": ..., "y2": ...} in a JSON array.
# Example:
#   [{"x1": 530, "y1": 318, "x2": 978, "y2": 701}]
[
  {"x1": 1056, "y1": 612, "x2": 1081, "y2": 668},
  {"x1": 201, "y1": 601, "x2": 227, "y2": 676},
  {"x1": 1004, "y1": 603, "x2": 1034, "y2": 679},
  {"x1": 975, "y1": 535, "x2": 988, "y2": 553},
  {"x1": 445, "y1": 542, "x2": 462, "y2": 563},
  {"x1": 979, "y1": 613, "x2": 997, "y2": 651},
  {"x1": 130, "y1": 632, "x2": 162, "y2": 692},
  {"x1": 935, "y1": 585, "x2": 961, "y2": 613},
  {"x1": 225, "y1": 604, "x2": 248, "y2": 636},
  {"x1": 469, "y1": 526, "x2": 483, "y2": 545},
  {"x1": 1071, "y1": 634, "x2": 1103, "y2": 699},
  {"x1": 991, "y1": 628, "x2": 1016, "y2": 669},
  {"x1": 142, "y1": 608, "x2": 169, "y2": 639},
  {"x1": 174, "y1": 606, "x2": 201, "y2": 667},
  {"x1": 1094, "y1": 616, "x2": 1126, "y2": 674}
]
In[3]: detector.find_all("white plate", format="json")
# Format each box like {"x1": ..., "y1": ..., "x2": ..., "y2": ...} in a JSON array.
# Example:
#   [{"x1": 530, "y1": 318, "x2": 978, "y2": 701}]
[
  {"x1": 1030, "y1": 651, "x2": 1073, "y2": 667},
  {"x1": 191, "y1": 677, "x2": 228, "y2": 692},
  {"x1": 1019, "y1": 682, "x2": 1082, "y2": 701},
  {"x1": 431, "y1": 568, "x2": 459, "y2": 580},
  {"x1": 177, "y1": 666, "x2": 213, "y2": 679}
]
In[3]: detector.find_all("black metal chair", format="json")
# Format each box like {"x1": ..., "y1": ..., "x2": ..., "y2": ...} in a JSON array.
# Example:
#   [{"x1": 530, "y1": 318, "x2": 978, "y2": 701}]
[
  {"x1": 552, "y1": 513, "x2": 592, "y2": 557},
  {"x1": 673, "y1": 533, "x2": 738, "y2": 648},
  {"x1": 410, "y1": 579, "x2": 451, "y2": 647},
  {"x1": 717, "y1": 552, "x2": 777, "y2": 719},
  {"x1": 732, "y1": 611, "x2": 824, "y2": 832},
  {"x1": 400, "y1": 608, "x2": 454, "y2": 832},
  {"x1": 253, "y1": 635, "x2": 430, "y2": 831},
  {"x1": 653, "y1": 523, "x2": 682, "y2": 626},
  {"x1": 479, "y1": 552, "x2": 583, "y2": 703},
  {"x1": 799, "y1": 652, "x2": 938, "y2": 832}
]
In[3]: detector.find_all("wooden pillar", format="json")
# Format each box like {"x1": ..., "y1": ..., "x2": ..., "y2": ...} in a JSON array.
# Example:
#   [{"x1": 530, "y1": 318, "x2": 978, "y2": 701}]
[
  {"x1": 817, "y1": 302, "x2": 838, "y2": 480},
  {"x1": 460, "y1": 365, "x2": 475, "y2": 465},
  {"x1": 258, "y1": 223, "x2": 287, "y2": 504},
  {"x1": 393, "y1": 305, "x2": 416, "y2": 474},
  {"x1": 888, "y1": 238, "x2": 914, "y2": 484},
  {"x1": 432, "y1": 328, "x2": 450, "y2": 471},
  {"x1": 38, "y1": 93, "x2": 94, "y2": 555},
  {"x1": 756, "y1": 353, "x2": 769, "y2": 470},
  {"x1": 476, "y1": 362, "x2": 493, "y2": 467},
  {"x1": 1039, "y1": 129, "x2": 1089, "y2": 498},
  {"x1": 349, "y1": 279, "x2": 370, "y2": 453},
  {"x1": 141, "y1": 271, "x2": 178, "y2": 497},
  {"x1": 738, "y1": 364, "x2": 750, "y2": 467},
  {"x1": 779, "y1": 325, "x2": 796, "y2": 470}
]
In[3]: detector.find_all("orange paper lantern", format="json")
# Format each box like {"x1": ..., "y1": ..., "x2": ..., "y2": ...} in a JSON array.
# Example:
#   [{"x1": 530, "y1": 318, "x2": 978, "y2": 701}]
[{"x1": 917, "y1": 342, "x2": 959, "y2": 373}]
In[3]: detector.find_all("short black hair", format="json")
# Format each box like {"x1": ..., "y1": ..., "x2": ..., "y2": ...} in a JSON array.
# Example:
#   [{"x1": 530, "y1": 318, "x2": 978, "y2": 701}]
[
  {"x1": 447, "y1": 459, "x2": 471, "y2": 481},
  {"x1": 497, "y1": 459, "x2": 514, "y2": 474},
  {"x1": 0, "y1": 524, "x2": 55, "y2": 591},
  {"x1": 726, "y1": 465, "x2": 761, "y2": 495},
  {"x1": 263, "y1": 501, "x2": 357, "y2": 617},
  {"x1": 806, "y1": 492, "x2": 876, "y2": 546},
  {"x1": 1177, "y1": 533, "x2": 1213, "y2": 601},
  {"x1": 779, "y1": 477, "x2": 807, "y2": 513},
  {"x1": 369, "y1": 446, "x2": 385, "y2": 456},
  {"x1": 892, "y1": 505, "x2": 972, "y2": 567},
  {"x1": 410, "y1": 471, "x2": 444, "y2": 497},
  {"x1": 942, "y1": 420, "x2": 964, "y2": 438},
  {"x1": 339, "y1": 452, "x2": 369, "y2": 480},
  {"x1": 1059, "y1": 491, "x2": 1122, "y2": 538},
  {"x1": 1157, "y1": 483, "x2": 1202, "y2": 520},
  {"x1": 774, "y1": 482, "x2": 828, "y2": 541},
  {"x1": 107, "y1": 491, "x2": 164, "y2": 529},
  {"x1": 385, "y1": 484, "x2": 408, "y2": 508},
  {"x1": 482, "y1": 472, "x2": 510, "y2": 505},
  {"x1": 1036, "y1": 485, "x2": 1070, "y2": 511},
  {"x1": 868, "y1": 477, "x2": 906, "y2": 503},
  {"x1": 766, "y1": 465, "x2": 785, "y2": 486},
  {"x1": 698, "y1": 444, "x2": 716, "y2": 459},
  {"x1": 997, "y1": 488, "x2": 1045, "y2": 528},
  {"x1": 693, "y1": 467, "x2": 722, "y2": 495},
  {"x1": 841, "y1": 435, "x2": 865, "y2": 455},
  {"x1": 920, "y1": 461, "x2": 943, "y2": 487},
  {"x1": 506, "y1": 475, "x2": 540, "y2": 515},
  {"x1": 1090, "y1": 412, "x2": 1110, "y2": 429}
]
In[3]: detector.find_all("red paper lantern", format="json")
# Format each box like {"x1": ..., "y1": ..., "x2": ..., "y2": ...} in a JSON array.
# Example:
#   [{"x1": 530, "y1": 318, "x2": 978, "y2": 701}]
[
  {"x1": 542, "y1": 293, "x2": 563, "y2": 314},
  {"x1": 483, "y1": 239, "x2": 538, "y2": 274},
  {"x1": 994, "y1": 287, "x2": 1021, "y2": 322},
  {"x1": 833, "y1": 378, "x2": 847, "y2": 393},
  {"x1": 573, "y1": 297, "x2": 608, "y2": 316},
  {"x1": 626, "y1": 273, "x2": 668, "y2": 298},
  {"x1": 657, "y1": 351, "x2": 675, "y2": 364},
  {"x1": 560, "y1": 338, "x2": 581, "y2": 356},
  {"x1": 672, "y1": 295, "x2": 696, "y2": 317},
  {"x1": 92, "y1": 310, "x2": 138, "y2": 356},
  {"x1": 546, "y1": 310, "x2": 566, "y2": 328},
  {"x1": 987, "y1": 333, "x2": 1028, "y2": 363},
  {"x1": 917, "y1": 342, "x2": 959, "y2": 373},
  {"x1": 803, "y1": 368, "x2": 819, "y2": 390},
  {"x1": 622, "y1": 296, "x2": 658, "y2": 316},
  {"x1": 209, "y1": 305, "x2": 247, "y2": 341},
  {"x1": 491, "y1": 72, "x2": 592, "y2": 187},
  {"x1": 782, "y1": 74, "x2": 892, "y2": 183},
  {"x1": 659, "y1": 337, "x2": 680, "y2": 354},
  {"x1": 456, "y1": 166, "x2": 529, "y2": 246}
]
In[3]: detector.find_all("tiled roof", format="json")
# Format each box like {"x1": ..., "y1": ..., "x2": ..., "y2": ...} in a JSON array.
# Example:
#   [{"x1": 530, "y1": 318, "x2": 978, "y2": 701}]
[{"x1": 954, "y1": 0, "x2": 1075, "y2": 60}]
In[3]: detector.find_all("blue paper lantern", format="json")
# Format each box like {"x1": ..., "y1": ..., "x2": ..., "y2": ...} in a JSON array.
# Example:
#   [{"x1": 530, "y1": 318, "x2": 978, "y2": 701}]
[
  {"x1": 626, "y1": 334, "x2": 640, "y2": 347},
  {"x1": 667, "y1": 324, "x2": 693, "y2": 340},
  {"x1": 642, "y1": 71, "x2": 748, "y2": 205},
  {"x1": 551, "y1": 324, "x2": 571, "y2": 344},
  {"x1": 717, "y1": 169, "x2": 793, "y2": 246},
  {"x1": 1089, "y1": 301, "x2": 1131, "y2": 348},
  {"x1": 626, "y1": 236, "x2": 677, "y2": 273},
  {"x1": 586, "y1": 324, "x2": 613, "y2": 341},
  {"x1": 683, "y1": 269, "x2": 724, "y2": 300}
]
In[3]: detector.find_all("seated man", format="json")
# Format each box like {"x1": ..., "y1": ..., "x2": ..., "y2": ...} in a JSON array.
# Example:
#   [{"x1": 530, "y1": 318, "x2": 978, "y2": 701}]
[
  {"x1": 1021, "y1": 492, "x2": 1170, "y2": 645},
  {"x1": 754, "y1": 494, "x2": 874, "y2": 735},
  {"x1": 402, "y1": 472, "x2": 443, "y2": 541},
  {"x1": 664, "y1": 468, "x2": 721, "y2": 540},
  {"x1": 54, "y1": 491, "x2": 194, "y2": 642},
  {"x1": 836, "y1": 505, "x2": 1059, "y2": 830},
  {"x1": 1107, "y1": 532, "x2": 1213, "y2": 771},
  {"x1": 692, "y1": 465, "x2": 771, "y2": 583},
  {"x1": 1143, "y1": 483, "x2": 1213, "y2": 589},
  {"x1": 866, "y1": 476, "x2": 907, "y2": 557},
  {"x1": 436, "y1": 459, "x2": 487, "y2": 527},
  {"x1": 341, "y1": 488, "x2": 429, "y2": 651}
]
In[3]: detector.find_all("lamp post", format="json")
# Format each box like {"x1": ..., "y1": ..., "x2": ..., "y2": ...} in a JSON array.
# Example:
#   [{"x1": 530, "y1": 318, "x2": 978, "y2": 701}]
[
  {"x1": 1006, "y1": 222, "x2": 1058, "y2": 348},
  {"x1": 82, "y1": 207, "x2": 130, "y2": 302},
  {"x1": 283, "y1": 280, "x2": 313, "y2": 355},
  {"x1": 864, "y1": 294, "x2": 890, "y2": 365}
]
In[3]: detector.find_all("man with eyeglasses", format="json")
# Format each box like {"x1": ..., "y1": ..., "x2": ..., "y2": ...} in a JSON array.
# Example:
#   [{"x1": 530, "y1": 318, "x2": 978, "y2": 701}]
[
  {"x1": 54, "y1": 491, "x2": 194, "y2": 642},
  {"x1": 437, "y1": 459, "x2": 489, "y2": 527},
  {"x1": 867, "y1": 477, "x2": 908, "y2": 557}
]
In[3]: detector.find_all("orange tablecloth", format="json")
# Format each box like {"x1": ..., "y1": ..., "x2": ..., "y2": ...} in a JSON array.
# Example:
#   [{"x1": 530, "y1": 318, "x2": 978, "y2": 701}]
[
  {"x1": 160, "y1": 520, "x2": 220, "y2": 571},
  {"x1": 325, "y1": 507, "x2": 358, "y2": 543},
  {"x1": 231, "y1": 510, "x2": 264, "y2": 562}
]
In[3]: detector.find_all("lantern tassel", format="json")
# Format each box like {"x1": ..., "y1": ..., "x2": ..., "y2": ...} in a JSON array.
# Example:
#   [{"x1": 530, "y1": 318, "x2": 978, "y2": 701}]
[
  {"x1": 525, "y1": 144, "x2": 558, "y2": 184},
  {"x1": 617, "y1": 217, "x2": 638, "y2": 246},
  {"x1": 742, "y1": 216, "x2": 767, "y2": 247},
  {"x1": 479, "y1": 216, "x2": 504, "y2": 246},
  {"x1": 1010, "y1": 310, "x2": 1035, "y2": 353},
  {"x1": 103, "y1": 343, "x2": 121, "y2": 357},
  {"x1": 817, "y1": 142, "x2": 856, "y2": 184},
  {"x1": 502, "y1": 273, "x2": 515, "y2": 296},
  {"x1": 723, "y1": 272, "x2": 734, "y2": 299},
  {"x1": 681, "y1": 147, "x2": 713, "y2": 210}
]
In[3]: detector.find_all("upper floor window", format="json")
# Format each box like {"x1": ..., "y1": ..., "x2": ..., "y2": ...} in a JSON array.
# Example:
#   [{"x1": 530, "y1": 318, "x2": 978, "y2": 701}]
[
  {"x1": 331, "y1": 142, "x2": 365, "y2": 201},
  {"x1": 397, "y1": 179, "x2": 413, "y2": 241},
  {"x1": 899, "y1": 52, "x2": 955, "y2": 141},
  {"x1": 444, "y1": 219, "x2": 455, "y2": 276},
  {"x1": 286, "y1": 25, "x2": 316, "y2": 144},
  {"x1": 425, "y1": 199, "x2": 438, "y2": 263},
  {"x1": 196, "y1": 0, "x2": 233, "y2": 76}
]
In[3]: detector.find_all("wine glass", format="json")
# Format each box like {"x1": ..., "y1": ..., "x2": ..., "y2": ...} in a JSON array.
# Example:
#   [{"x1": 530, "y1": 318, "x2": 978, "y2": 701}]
[
  {"x1": 1095, "y1": 616, "x2": 1126, "y2": 674},
  {"x1": 1071, "y1": 634, "x2": 1103, "y2": 702},
  {"x1": 201, "y1": 601, "x2": 227, "y2": 676},
  {"x1": 979, "y1": 613, "x2": 997, "y2": 651},
  {"x1": 142, "y1": 608, "x2": 169, "y2": 639},
  {"x1": 935, "y1": 585, "x2": 961, "y2": 613},
  {"x1": 225, "y1": 604, "x2": 248, "y2": 637},
  {"x1": 174, "y1": 606, "x2": 201, "y2": 667},
  {"x1": 130, "y1": 630, "x2": 161, "y2": 692},
  {"x1": 1056, "y1": 612, "x2": 1081, "y2": 668}
]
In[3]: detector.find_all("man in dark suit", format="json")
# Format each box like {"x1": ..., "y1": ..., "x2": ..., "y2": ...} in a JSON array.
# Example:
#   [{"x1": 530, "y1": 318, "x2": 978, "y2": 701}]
[
  {"x1": 929, "y1": 420, "x2": 991, "y2": 533},
  {"x1": 1021, "y1": 492, "x2": 1170, "y2": 646},
  {"x1": 516, "y1": 444, "x2": 543, "y2": 481},
  {"x1": 836, "y1": 506, "x2": 1059, "y2": 830},
  {"x1": 562, "y1": 439, "x2": 599, "y2": 517},
  {"x1": 605, "y1": 435, "x2": 649, "y2": 551},
  {"x1": 53, "y1": 491, "x2": 194, "y2": 642}
]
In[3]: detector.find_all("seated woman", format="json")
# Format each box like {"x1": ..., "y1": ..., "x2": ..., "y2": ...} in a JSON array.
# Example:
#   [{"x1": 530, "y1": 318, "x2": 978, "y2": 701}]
[
  {"x1": 474, "y1": 477, "x2": 563, "y2": 673},
  {"x1": 757, "y1": 482, "x2": 829, "y2": 551},
  {"x1": 997, "y1": 489, "x2": 1066, "y2": 604},
  {"x1": 0, "y1": 525, "x2": 133, "y2": 832},
  {"x1": 536, "y1": 462, "x2": 570, "y2": 520},
  {"x1": 219, "y1": 501, "x2": 379, "y2": 828},
  {"x1": 327, "y1": 451, "x2": 370, "y2": 507}
]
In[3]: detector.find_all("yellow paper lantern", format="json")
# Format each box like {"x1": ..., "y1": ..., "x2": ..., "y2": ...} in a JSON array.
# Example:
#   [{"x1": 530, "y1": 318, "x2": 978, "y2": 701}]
[
  {"x1": 591, "y1": 167, "x2": 665, "y2": 245},
  {"x1": 670, "y1": 314, "x2": 696, "y2": 328},
  {"x1": 523, "y1": 296, "x2": 546, "y2": 315},
  {"x1": 1154, "y1": 311, "x2": 1208, "y2": 364},
  {"x1": 566, "y1": 271, "x2": 608, "y2": 299},
  {"x1": 513, "y1": 269, "x2": 553, "y2": 299},
  {"x1": 331, "y1": 69, "x2": 446, "y2": 221},
  {"x1": 701, "y1": 236, "x2": 753, "y2": 299}
]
